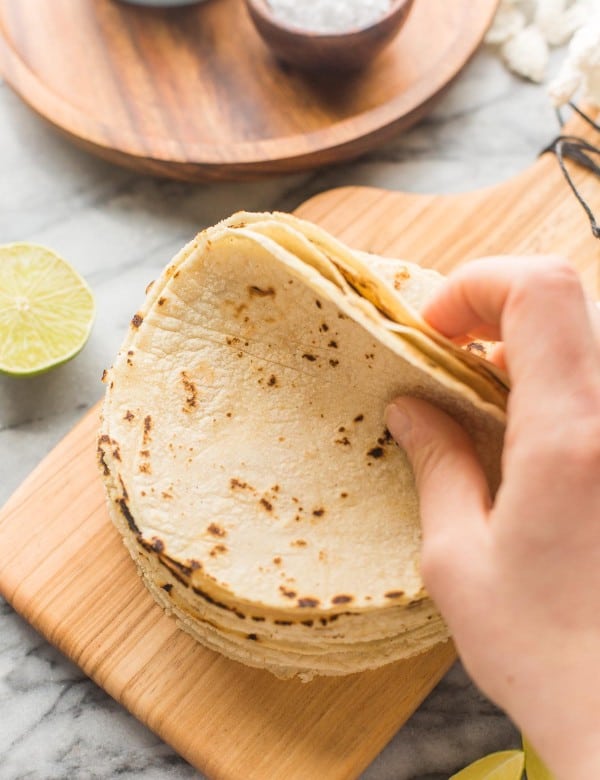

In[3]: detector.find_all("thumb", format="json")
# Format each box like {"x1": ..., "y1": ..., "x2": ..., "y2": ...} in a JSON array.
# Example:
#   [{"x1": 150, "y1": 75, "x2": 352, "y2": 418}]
[{"x1": 384, "y1": 398, "x2": 491, "y2": 587}]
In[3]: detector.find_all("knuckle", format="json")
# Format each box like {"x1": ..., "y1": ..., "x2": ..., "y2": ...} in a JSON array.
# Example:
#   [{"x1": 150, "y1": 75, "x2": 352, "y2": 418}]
[{"x1": 511, "y1": 257, "x2": 580, "y2": 305}]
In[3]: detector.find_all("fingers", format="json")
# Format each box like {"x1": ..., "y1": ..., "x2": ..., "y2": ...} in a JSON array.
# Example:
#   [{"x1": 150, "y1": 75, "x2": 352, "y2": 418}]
[
  {"x1": 385, "y1": 398, "x2": 490, "y2": 604},
  {"x1": 423, "y1": 256, "x2": 599, "y2": 397}
]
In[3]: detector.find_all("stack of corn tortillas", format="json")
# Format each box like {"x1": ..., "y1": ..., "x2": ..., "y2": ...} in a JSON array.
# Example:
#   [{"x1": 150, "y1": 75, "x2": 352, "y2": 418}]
[{"x1": 98, "y1": 212, "x2": 508, "y2": 681}]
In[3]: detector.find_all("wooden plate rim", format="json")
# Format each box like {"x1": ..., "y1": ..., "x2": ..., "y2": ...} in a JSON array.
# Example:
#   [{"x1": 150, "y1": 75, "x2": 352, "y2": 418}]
[{"x1": 0, "y1": 0, "x2": 498, "y2": 171}]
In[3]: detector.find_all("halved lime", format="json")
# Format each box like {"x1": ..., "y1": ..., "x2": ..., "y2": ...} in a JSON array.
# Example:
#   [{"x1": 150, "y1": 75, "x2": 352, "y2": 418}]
[
  {"x1": 0, "y1": 243, "x2": 95, "y2": 377},
  {"x1": 450, "y1": 750, "x2": 525, "y2": 780}
]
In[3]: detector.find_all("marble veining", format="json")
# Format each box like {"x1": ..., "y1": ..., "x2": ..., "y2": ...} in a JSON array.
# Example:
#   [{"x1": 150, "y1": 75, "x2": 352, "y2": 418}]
[{"x1": 0, "y1": 45, "x2": 565, "y2": 779}]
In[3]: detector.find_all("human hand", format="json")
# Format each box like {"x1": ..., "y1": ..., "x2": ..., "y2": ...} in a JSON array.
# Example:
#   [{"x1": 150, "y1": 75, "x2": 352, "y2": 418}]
[{"x1": 385, "y1": 257, "x2": 600, "y2": 780}]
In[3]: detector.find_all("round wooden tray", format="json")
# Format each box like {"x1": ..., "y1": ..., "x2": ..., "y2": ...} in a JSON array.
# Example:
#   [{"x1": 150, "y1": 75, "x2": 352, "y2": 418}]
[{"x1": 0, "y1": 0, "x2": 498, "y2": 181}]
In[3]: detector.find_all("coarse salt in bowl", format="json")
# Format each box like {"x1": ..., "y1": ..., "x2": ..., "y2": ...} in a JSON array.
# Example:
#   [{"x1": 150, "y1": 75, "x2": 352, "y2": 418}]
[{"x1": 245, "y1": 0, "x2": 415, "y2": 71}]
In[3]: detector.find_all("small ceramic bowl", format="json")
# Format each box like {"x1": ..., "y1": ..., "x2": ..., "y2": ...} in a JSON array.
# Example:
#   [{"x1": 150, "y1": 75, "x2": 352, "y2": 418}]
[
  {"x1": 117, "y1": 1, "x2": 206, "y2": 6},
  {"x1": 245, "y1": 0, "x2": 415, "y2": 71}
]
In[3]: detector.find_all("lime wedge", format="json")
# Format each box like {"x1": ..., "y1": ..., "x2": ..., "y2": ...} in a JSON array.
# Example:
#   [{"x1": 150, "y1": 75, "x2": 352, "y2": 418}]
[
  {"x1": 450, "y1": 750, "x2": 525, "y2": 780},
  {"x1": 0, "y1": 243, "x2": 95, "y2": 376},
  {"x1": 523, "y1": 737, "x2": 555, "y2": 779}
]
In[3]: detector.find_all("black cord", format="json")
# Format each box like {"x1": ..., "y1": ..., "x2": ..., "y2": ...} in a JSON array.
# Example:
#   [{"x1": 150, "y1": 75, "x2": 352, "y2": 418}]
[{"x1": 543, "y1": 104, "x2": 600, "y2": 239}]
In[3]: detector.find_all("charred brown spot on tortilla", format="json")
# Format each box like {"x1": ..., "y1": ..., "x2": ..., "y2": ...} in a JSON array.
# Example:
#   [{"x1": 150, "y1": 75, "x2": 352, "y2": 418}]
[
  {"x1": 267, "y1": 374, "x2": 278, "y2": 387},
  {"x1": 207, "y1": 522, "x2": 226, "y2": 537},
  {"x1": 327, "y1": 339, "x2": 338, "y2": 349},
  {"x1": 181, "y1": 372, "x2": 198, "y2": 411},
  {"x1": 190, "y1": 559, "x2": 202, "y2": 571},
  {"x1": 112, "y1": 447, "x2": 121, "y2": 461},
  {"x1": 246, "y1": 633, "x2": 259, "y2": 641},
  {"x1": 97, "y1": 447, "x2": 110, "y2": 476},
  {"x1": 312, "y1": 508, "x2": 325, "y2": 518},
  {"x1": 101, "y1": 368, "x2": 108, "y2": 383},
  {"x1": 230, "y1": 477, "x2": 253, "y2": 491},
  {"x1": 272, "y1": 485, "x2": 280, "y2": 493},
  {"x1": 302, "y1": 353, "x2": 317, "y2": 362},
  {"x1": 260, "y1": 497, "x2": 273, "y2": 512},
  {"x1": 354, "y1": 414, "x2": 364, "y2": 423},
  {"x1": 210, "y1": 544, "x2": 228, "y2": 557},
  {"x1": 273, "y1": 556, "x2": 282, "y2": 565},
  {"x1": 365, "y1": 352, "x2": 375, "y2": 361},
  {"x1": 139, "y1": 449, "x2": 150, "y2": 458},
  {"x1": 328, "y1": 358, "x2": 340, "y2": 368},
  {"x1": 291, "y1": 539, "x2": 307, "y2": 547},
  {"x1": 157, "y1": 296, "x2": 166, "y2": 306},
  {"x1": 335, "y1": 436, "x2": 350, "y2": 446},
  {"x1": 332, "y1": 594, "x2": 353, "y2": 605},
  {"x1": 131, "y1": 313, "x2": 143, "y2": 328},
  {"x1": 275, "y1": 619, "x2": 293, "y2": 626},
  {"x1": 315, "y1": 299, "x2": 322, "y2": 308},
  {"x1": 393, "y1": 268, "x2": 411, "y2": 289},
  {"x1": 298, "y1": 597, "x2": 320, "y2": 608},
  {"x1": 149, "y1": 536, "x2": 164, "y2": 553},
  {"x1": 118, "y1": 475, "x2": 129, "y2": 501},
  {"x1": 319, "y1": 323, "x2": 329, "y2": 332},
  {"x1": 142, "y1": 415, "x2": 152, "y2": 445},
  {"x1": 251, "y1": 615, "x2": 265, "y2": 622},
  {"x1": 160, "y1": 583, "x2": 173, "y2": 593},
  {"x1": 279, "y1": 586, "x2": 297, "y2": 598},
  {"x1": 466, "y1": 341, "x2": 487, "y2": 356},
  {"x1": 340, "y1": 492, "x2": 348, "y2": 498},
  {"x1": 191, "y1": 584, "x2": 242, "y2": 614},
  {"x1": 367, "y1": 446, "x2": 384, "y2": 459},
  {"x1": 385, "y1": 590, "x2": 405, "y2": 599},
  {"x1": 378, "y1": 429, "x2": 394, "y2": 445},
  {"x1": 139, "y1": 462, "x2": 152, "y2": 474},
  {"x1": 117, "y1": 498, "x2": 139, "y2": 533},
  {"x1": 157, "y1": 558, "x2": 189, "y2": 586},
  {"x1": 248, "y1": 285, "x2": 275, "y2": 297},
  {"x1": 124, "y1": 410, "x2": 135, "y2": 422}
]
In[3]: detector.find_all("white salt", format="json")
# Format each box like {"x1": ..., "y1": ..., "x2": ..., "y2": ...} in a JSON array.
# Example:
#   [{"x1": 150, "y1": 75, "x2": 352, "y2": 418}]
[{"x1": 266, "y1": 0, "x2": 392, "y2": 34}]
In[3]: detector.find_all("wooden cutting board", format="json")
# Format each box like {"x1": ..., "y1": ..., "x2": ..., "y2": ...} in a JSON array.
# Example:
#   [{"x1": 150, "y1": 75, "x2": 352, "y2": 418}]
[
  {"x1": 0, "y1": 0, "x2": 498, "y2": 180},
  {"x1": 0, "y1": 109, "x2": 599, "y2": 780}
]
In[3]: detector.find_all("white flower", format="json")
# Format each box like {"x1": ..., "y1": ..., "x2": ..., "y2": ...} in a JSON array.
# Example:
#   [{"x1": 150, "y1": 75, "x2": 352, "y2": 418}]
[
  {"x1": 502, "y1": 24, "x2": 550, "y2": 82},
  {"x1": 548, "y1": 17, "x2": 600, "y2": 104},
  {"x1": 486, "y1": 4, "x2": 527, "y2": 44}
]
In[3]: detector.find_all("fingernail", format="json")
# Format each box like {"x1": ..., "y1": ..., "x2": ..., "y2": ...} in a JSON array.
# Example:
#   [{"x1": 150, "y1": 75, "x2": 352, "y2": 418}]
[{"x1": 384, "y1": 401, "x2": 412, "y2": 444}]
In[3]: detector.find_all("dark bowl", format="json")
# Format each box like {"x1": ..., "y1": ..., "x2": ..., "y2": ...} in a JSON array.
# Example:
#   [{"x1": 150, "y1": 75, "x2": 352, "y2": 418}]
[{"x1": 245, "y1": 0, "x2": 415, "y2": 72}]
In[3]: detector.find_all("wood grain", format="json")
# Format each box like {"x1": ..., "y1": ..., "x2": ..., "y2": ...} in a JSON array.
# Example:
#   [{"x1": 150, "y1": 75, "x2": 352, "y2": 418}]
[
  {"x1": 0, "y1": 0, "x2": 498, "y2": 180},
  {"x1": 1, "y1": 109, "x2": 599, "y2": 779}
]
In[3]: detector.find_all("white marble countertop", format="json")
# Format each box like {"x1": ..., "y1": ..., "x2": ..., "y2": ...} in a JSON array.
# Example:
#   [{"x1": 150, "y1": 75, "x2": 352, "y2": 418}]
[{"x1": 0, "y1": 41, "x2": 566, "y2": 780}]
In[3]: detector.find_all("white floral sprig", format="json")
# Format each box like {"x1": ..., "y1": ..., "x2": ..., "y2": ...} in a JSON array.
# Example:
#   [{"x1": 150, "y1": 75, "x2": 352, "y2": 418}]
[{"x1": 486, "y1": 0, "x2": 600, "y2": 105}]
